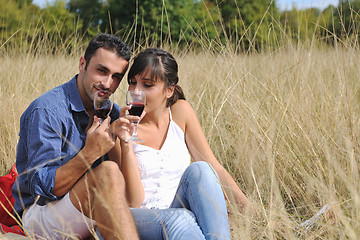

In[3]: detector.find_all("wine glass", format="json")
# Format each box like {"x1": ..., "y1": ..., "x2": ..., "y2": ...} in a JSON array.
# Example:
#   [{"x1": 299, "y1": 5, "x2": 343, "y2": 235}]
[
  {"x1": 93, "y1": 90, "x2": 114, "y2": 124},
  {"x1": 125, "y1": 90, "x2": 146, "y2": 142}
]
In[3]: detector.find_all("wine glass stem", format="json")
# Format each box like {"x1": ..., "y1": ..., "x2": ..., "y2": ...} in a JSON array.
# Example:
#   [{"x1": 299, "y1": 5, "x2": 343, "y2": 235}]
[{"x1": 132, "y1": 121, "x2": 139, "y2": 137}]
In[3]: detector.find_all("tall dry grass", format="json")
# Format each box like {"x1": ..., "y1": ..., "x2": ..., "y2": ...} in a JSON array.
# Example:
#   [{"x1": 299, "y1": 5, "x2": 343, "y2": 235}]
[
  {"x1": 177, "y1": 43, "x2": 360, "y2": 239},
  {"x1": 1, "y1": 19, "x2": 360, "y2": 240}
]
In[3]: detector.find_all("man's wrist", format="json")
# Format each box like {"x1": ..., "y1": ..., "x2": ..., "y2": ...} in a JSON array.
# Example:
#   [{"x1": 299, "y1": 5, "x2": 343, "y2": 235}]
[{"x1": 77, "y1": 148, "x2": 98, "y2": 169}]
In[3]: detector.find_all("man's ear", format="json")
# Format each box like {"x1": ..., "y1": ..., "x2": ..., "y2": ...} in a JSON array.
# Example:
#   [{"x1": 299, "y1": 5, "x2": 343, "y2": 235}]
[
  {"x1": 166, "y1": 85, "x2": 175, "y2": 98},
  {"x1": 79, "y1": 56, "x2": 86, "y2": 71}
]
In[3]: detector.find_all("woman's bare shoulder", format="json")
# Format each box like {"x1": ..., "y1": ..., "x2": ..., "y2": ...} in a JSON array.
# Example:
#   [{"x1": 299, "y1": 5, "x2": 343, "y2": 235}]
[
  {"x1": 170, "y1": 100, "x2": 195, "y2": 130},
  {"x1": 171, "y1": 100, "x2": 195, "y2": 116}
]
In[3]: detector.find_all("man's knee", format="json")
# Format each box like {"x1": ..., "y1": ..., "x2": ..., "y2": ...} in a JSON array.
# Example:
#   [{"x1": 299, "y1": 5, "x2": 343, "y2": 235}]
[
  {"x1": 90, "y1": 161, "x2": 125, "y2": 187},
  {"x1": 72, "y1": 161, "x2": 125, "y2": 199},
  {"x1": 69, "y1": 161, "x2": 126, "y2": 216}
]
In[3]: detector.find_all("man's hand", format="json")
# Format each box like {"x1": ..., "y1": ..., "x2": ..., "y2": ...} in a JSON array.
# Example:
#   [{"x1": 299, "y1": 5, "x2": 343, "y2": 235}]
[{"x1": 82, "y1": 116, "x2": 116, "y2": 164}]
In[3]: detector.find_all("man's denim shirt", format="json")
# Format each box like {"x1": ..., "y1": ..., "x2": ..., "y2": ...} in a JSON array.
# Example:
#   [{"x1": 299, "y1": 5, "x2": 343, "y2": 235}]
[{"x1": 12, "y1": 75, "x2": 120, "y2": 215}]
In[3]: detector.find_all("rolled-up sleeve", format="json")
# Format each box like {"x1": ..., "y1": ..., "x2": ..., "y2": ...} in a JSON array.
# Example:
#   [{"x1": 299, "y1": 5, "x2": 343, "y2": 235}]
[{"x1": 25, "y1": 108, "x2": 64, "y2": 201}]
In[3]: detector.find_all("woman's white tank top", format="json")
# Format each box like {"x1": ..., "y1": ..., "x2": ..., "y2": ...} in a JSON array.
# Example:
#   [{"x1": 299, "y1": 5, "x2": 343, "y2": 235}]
[{"x1": 132, "y1": 108, "x2": 191, "y2": 209}]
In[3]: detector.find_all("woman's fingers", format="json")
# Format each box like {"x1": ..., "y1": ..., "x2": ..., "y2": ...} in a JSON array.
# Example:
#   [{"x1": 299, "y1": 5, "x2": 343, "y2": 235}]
[{"x1": 120, "y1": 105, "x2": 131, "y2": 117}]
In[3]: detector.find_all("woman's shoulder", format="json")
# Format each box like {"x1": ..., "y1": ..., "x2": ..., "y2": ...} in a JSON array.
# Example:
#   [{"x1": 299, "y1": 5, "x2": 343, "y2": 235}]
[
  {"x1": 171, "y1": 99, "x2": 194, "y2": 115},
  {"x1": 170, "y1": 100, "x2": 196, "y2": 129}
]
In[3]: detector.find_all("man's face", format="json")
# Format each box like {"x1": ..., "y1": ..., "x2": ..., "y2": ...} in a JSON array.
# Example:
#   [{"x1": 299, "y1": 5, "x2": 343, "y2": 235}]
[{"x1": 77, "y1": 47, "x2": 128, "y2": 112}]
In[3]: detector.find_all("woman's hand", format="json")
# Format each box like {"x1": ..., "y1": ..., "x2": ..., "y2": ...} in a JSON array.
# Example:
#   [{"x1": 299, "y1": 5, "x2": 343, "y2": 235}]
[
  {"x1": 111, "y1": 106, "x2": 141, "y2": 141},
  {"x1": 109, "y1": 106, "x2": 145, "y2": 207}
]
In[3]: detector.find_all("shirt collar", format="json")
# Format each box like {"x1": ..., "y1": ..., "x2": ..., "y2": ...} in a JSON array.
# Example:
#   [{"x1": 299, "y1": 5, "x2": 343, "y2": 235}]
[{"x1": 68, "y1": 75, "x2": 86, "y2": 113}]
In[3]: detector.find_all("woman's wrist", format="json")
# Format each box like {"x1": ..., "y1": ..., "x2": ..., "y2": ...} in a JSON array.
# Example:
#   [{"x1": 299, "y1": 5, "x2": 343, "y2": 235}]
[{"x1": 120, "y1": 139, "x2": 133, "y2": 149}]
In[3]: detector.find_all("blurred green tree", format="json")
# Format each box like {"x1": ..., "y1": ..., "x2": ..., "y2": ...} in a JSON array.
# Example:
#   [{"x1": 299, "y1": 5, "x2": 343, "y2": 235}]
[
  {"x1": 4, "y1": 0, "x2": 360, "y2": 51},
  {"x1": 101, "y1": 0, "x2": 205, "y2": 48},
  {"x1": 41, "y1": 0, "x2": 82, "y2": 46},
  {"x1": 67, "y1": 0, "x2": 103, "y2": 35},
  {"x1": 1, "y1": 0, "x2": 81, "y2": 53},
  {"x1": 280, "y1": 7, "x2": 322, "y2": 43},
  {"x1": 204, "y1": 0, "x2": 279, "y2": 51},
  {"x1": 332, "y1": 0, "x2": 360, "y2": 41},
  {"x1": 0, "y1": 0, "x2": 38, "y2": 42}
]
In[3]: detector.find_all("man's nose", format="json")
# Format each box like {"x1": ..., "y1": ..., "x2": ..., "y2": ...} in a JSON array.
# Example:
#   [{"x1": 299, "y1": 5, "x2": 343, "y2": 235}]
[{"x1": 101, "y1": 75, "x2": 112, "y2": 89}]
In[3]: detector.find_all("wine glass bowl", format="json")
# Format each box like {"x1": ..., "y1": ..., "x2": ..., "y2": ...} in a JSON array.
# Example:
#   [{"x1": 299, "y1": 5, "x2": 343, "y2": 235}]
[
  {"x1": 125, "y1": 90, "x2": 146, "y2": 142},
  {"x1": 128, "y1": 103, "x2": 145, "y2": 117},
  {"x1": 93, "y1": 90, "x2": 114, "y2": 124}
]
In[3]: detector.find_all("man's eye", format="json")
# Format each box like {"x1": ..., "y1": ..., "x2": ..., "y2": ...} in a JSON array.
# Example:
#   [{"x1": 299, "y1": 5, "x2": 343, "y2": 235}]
[
  {"x1": 98, "y1": 69, "x2": 106, "y2": 73},
  {"x1": 113, "y1": 75, "x2": 122, "y2": 81}
]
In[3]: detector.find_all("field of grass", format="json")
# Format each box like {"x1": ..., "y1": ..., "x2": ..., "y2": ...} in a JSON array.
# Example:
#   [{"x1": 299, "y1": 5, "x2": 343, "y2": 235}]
[
  {"x1": 1, "y1": 32, "x2": 360, "y2": 239},
  {"x1": 179, "y1": 43, "x2": 360, "y2": 239}
]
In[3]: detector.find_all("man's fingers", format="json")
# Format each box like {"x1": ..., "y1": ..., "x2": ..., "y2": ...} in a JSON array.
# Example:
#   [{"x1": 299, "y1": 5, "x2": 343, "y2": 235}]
[
  {"x1": 88, "y1": 116, "x2": 100, "y2": 133},
  {"x1": 98, "y1": 116, "x2": 111, "y2": 131}
]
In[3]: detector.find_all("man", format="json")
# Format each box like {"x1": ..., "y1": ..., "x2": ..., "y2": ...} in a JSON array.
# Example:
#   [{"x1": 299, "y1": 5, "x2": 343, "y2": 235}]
[{"x1": 12, "y1": 33, "x2": 139, "y2": 239}]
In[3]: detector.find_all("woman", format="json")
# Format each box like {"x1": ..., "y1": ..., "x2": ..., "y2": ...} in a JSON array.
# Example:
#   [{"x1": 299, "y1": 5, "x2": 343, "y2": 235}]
[{"x1": 118, "y1": 48, "x2": 249, "y2": 240}]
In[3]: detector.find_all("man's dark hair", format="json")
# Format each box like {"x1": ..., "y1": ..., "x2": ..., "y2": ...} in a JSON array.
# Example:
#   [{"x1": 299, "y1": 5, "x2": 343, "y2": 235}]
[{"x1": 84, "y1": 33, "x2": 131, "y2": 70}]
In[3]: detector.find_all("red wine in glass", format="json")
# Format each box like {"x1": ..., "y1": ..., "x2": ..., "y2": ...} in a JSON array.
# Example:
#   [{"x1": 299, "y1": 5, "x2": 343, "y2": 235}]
[
  {"x1": 128, "y1": 103, "x2": 144, "y2": 117},
  {"x1": 125, "y1": 90, "x2": 146, "y2": 142},
  {"x1": 95, "y1": 107, "x2": 111, "y2": 119},
  {"x1": 93, "y1": 91, "x2": 114, "y2": 124}
]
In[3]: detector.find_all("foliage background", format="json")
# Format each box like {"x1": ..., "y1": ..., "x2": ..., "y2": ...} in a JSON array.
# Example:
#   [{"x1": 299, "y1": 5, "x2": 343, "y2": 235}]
[
  {"x1": 2, "y1": 0, "x2": 360, "y2": 51},
  {"x1": 1, "y1": 0, "x2": 360, "y2": 239}
]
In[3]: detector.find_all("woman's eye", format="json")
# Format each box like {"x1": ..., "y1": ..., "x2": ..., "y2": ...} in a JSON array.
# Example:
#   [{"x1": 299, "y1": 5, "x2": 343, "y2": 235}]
[{"x1": 129, "y1": 81, "x2": 136, "y2": 85}]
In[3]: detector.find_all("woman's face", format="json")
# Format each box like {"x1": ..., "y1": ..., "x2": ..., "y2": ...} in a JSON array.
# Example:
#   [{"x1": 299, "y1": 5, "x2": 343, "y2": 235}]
[{"x1": 128, "y1": 70, "x2": 174, "y2": 113}]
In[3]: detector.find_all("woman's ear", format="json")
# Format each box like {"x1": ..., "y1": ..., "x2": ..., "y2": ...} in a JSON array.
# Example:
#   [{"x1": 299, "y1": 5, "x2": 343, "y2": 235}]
[{"x1": 166, "y1": 85, "x2": 175, "y2": 98}]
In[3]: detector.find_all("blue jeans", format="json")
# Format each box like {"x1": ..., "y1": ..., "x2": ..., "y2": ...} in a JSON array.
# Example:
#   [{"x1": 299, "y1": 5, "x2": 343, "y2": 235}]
[{"x1": 98, "y1": 161, "x2": 231, "y2": 240}]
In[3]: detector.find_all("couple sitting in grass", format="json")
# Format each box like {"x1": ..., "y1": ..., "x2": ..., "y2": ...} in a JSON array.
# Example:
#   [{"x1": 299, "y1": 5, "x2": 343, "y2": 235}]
[{"x1": 12, "y1": 33, "x2": 249, "y2": 239}]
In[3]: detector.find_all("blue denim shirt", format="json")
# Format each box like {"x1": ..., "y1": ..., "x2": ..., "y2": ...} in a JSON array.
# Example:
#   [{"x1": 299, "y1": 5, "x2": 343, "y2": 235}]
[{"x1": 12, "y1": 75, "x2": 120, "y2": 214}]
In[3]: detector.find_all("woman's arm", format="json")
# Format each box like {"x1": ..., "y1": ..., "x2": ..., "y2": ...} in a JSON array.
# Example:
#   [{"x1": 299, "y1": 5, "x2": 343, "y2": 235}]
[
  {"x1": 110, "y1": 106, "x2": 144, "y2": 207},
  {"x1": 172, "y1": 100, "x2": 249, "y2": 209},
  {"x1": 119, "y1": 139, "x2": 144, "y2": 208}
]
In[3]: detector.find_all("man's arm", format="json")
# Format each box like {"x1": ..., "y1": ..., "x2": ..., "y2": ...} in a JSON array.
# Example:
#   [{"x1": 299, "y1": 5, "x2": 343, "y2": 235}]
[{"x1": 52, "y1": 116, "x2": 116, "y2": 197}]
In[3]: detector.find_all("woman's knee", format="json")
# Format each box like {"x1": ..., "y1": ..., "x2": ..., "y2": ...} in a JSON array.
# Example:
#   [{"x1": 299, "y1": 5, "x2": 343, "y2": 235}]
[{"x1": 184, "y1": 162, "x2": 219, "y2": 184}]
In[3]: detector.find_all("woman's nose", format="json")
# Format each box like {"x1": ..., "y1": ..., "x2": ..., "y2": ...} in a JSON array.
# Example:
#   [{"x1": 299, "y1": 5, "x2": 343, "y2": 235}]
[{"x1": 133, "y1": 84, "x2": 144, "y2": 92}]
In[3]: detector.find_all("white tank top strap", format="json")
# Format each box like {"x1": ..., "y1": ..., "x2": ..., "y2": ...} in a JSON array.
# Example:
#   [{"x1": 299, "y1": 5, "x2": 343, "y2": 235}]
[{"x1": 168, "y1": 107, "x2": 173, "y2": 121}]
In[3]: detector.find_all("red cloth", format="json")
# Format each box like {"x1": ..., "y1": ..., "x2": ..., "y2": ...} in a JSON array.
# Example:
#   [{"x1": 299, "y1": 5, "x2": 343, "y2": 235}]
[
  {"x1": 0, "y1": 165, "x2": 17, "y2": 226},
  {"x1": 0, "y1": 165, "x2": 25, "y2": 235},
  {"x1": 0, "y1": 223, "x2": 25, "y2": 235}
]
